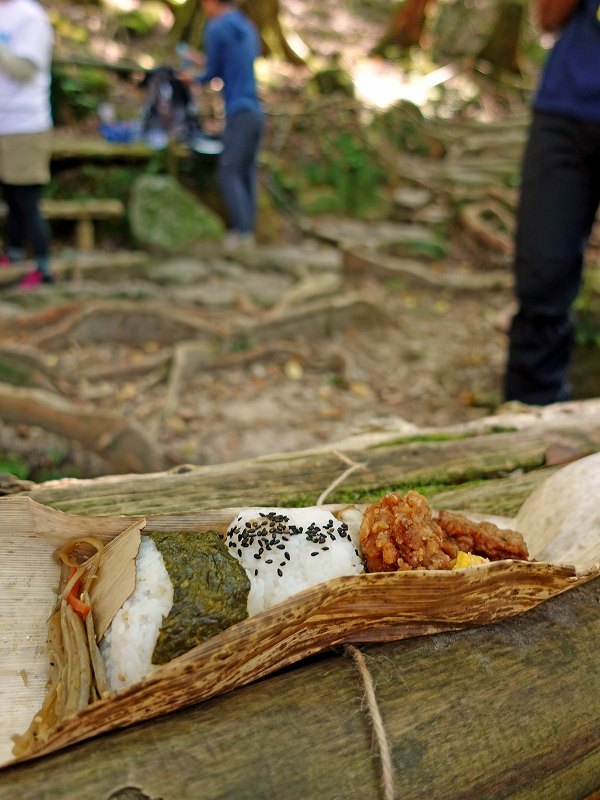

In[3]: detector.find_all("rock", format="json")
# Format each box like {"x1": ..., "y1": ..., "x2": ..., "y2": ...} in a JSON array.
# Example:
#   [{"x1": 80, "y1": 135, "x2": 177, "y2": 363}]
[
  {"x1": 371, "y1": 100, "x2": 446, "y2": 158},
  {"x1": 392, "y1": 186, "x2": 432, "y2": 212},
  {"x1": 129, "y1": 175, "x2": 224, "y2": 254}
]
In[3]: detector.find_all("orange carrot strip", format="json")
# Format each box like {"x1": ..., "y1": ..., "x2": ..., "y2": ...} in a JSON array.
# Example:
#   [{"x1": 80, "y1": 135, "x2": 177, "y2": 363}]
[{"x1": 66, "y1": 567, "x2": 91, "y2": 619}]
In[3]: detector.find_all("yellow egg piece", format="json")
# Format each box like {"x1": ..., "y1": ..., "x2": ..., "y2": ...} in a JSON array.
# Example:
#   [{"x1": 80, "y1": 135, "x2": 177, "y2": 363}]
[{"x1": 452, "y1": 551, "x2": 490, "y2": 569}]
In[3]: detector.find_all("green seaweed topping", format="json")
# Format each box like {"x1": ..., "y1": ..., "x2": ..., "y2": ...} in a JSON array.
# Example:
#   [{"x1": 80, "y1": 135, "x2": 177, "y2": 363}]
[{"x1": 149, "y1": 530, "x2": 250, "y2": 664}]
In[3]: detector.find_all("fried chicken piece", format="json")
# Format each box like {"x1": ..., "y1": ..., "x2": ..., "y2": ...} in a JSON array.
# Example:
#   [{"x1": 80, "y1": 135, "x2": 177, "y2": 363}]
[
  {"x1": 436, "y1": 510, "x2": 529, "y2": 561},
  {"x1": 359, "y1": 490, "x2": 458, "y2": 572}
]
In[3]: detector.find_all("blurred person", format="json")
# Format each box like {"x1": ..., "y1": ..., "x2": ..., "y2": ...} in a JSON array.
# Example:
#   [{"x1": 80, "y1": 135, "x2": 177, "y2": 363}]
[
  {"x1": 503, "y1": 0, "x2": 600, "y2": 404},
  {"x1": 181, "y1": 0, "x2": 263, "y2": 251},
  {"x1": 0, "y1": 0, "x2": 54, "y2": 287}
]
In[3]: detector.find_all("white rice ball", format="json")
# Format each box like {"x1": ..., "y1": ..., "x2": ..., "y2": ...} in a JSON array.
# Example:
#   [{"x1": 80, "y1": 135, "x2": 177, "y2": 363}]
[
  {"x1": 226, "y1": 507, "x2": 364, "y2": 615},
  {"x1": 100, "y1": 536, "x2": 174, "y2": 692}
]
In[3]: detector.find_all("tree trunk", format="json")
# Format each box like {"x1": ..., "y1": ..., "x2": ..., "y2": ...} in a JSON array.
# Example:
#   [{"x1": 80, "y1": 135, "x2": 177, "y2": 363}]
[
  {"x1": 370, "y1": 0, "x2": 432, "y2": 56},
  {"x1": 167, "y1": 0, "x2": 200, "y2": 47},
  {"x1": 240, "y1": 0, "x2": 305, "y2": 63},
  {"x1": 476, "y1": 0, "x2": 524, "y2": 74},
  {"x1": 170, "y1": 0, "x2": 305, "y2": 64}
]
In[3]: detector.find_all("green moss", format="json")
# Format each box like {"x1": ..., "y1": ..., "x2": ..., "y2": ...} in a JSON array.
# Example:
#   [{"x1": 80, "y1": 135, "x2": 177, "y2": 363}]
[
  {"x1": 129, "y1": 174, "x2": 224, "y2": 252},
  {"x1": 275, "y1": 480, "x2": 488, "y2": 508},
  {"x1": 275, "y1": 492, "x2": 320, "y2": 507},
  {"x1": 324, "y1": 482, "x2": 469, "y2": 505},
  {"x1": 372, "y1": 433, "x2": 472, "y2": 448},
  {"x1": 0, "y1": 455, "x2": 30, "y2": 480},
  {"x1": 51, "y1": 63, "x2": 110, "y2": 123},
  {"x1": 0, "y1": 360, "x2": 36, "y2": 386}
]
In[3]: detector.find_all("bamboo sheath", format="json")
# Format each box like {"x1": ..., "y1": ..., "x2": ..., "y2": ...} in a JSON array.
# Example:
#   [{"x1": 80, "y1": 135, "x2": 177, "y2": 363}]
[{"x1": 1, "y1": 576, "x2": 598, "y2": 800}]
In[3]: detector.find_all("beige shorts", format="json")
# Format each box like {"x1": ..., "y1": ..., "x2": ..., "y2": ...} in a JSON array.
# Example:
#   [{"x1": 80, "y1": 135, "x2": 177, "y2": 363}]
[{"x1": 0, "y1": 130, "x2": 52, "y2": 185}]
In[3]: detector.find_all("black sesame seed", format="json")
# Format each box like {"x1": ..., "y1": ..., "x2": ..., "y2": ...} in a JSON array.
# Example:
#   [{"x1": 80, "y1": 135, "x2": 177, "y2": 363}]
[
  {"x1": 311, "y1": 552, "x2": 319, "y2": 556},
  {"x1": 277, "y1": 568, "x2": 283, "y2": 577},
  {"x1": 284, "y1": 552, "x2": 291, "y2": 561}
]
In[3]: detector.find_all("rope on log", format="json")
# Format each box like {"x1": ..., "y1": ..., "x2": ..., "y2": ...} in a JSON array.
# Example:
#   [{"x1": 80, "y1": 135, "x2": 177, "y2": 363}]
[
  {"x1": 346, "y1": 644, "x2": 395, "y2": 800},
  {"x1": 316, "y1": 451, "x2": 367, "y2": 505}
]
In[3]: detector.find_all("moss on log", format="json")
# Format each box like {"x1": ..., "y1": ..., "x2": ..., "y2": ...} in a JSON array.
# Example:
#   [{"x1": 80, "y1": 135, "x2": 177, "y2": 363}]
[{"x1": 24, "y1": 417, "x2": 600, "y2": 517}]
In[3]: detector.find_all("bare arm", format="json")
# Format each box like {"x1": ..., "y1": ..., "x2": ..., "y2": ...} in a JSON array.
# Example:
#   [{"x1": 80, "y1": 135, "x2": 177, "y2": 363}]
[
  {"x1": 0, "y1": 44, "x2": 37, "y2": 81},
  {"x1": 535, "y1": 0, "x2": 581, "y2": 31}
]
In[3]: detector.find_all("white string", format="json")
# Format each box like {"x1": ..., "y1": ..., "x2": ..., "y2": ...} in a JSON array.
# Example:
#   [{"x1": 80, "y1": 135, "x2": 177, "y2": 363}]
[{"x1": 316, "y1": 452, "x2": 366, "y2": 505}]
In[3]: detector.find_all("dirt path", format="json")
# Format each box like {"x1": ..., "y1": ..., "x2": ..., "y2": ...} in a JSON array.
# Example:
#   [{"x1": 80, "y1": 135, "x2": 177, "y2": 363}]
[{"x1": 0, "y1": 221, "x2": 516, "y2": 481}]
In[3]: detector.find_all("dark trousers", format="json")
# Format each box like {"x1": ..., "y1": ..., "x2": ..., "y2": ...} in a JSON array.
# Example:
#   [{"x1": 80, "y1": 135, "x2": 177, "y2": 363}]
[
  {"x1": 218, "y1": 109, "x2": 264, "y2": 234},
  {"x1": 504, "y1": 111, "x2": 600, "y2": 404},
  {"x1": 1, "y1": 182, "x2": 51, "y2": 264}
]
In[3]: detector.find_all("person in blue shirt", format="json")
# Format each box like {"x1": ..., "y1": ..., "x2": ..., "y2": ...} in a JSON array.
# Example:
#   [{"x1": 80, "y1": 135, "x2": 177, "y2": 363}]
[
  {"x1": 503, "y1": 0, "x2": 600, "y2": 405},
  {"x1": 184, "y1": 0, "x2": 263, "y2": 251}
]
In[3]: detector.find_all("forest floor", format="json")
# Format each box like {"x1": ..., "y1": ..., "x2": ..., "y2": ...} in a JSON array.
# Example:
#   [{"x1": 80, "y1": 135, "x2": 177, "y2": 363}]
[
  {"x1": 0, "y1": 219, "x2": 519, "y2": 480},
  {"x1": 0, "y1": 1, "x2": 598, "y2": 483}
]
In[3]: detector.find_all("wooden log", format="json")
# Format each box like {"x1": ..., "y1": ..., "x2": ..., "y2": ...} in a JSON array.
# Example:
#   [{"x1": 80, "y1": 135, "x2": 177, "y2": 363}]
[
  {"x1": 1, "y1": 576, "x2": 598, "y2": 799},
  {"x1": 41, "y1": 199, "x2": 124, "y2": 253},
  {"x1": 39, "y1": 199, "x2": 125, "y2": 219},
  {"x1": 0, "y1": 199, "x2": 125, "y2": 253},
  {"x1": 22, "y1": 406, "x2": 600, "y2": 518},
  {"x1": 50, "y1": 136, "x2": 190, "y2": 163}
]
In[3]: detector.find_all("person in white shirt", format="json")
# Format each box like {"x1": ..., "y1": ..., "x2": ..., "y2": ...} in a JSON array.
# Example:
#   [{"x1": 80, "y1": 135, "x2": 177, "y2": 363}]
[{"x1": 0, "y1": 0, "x2": 54, "y2": 287}]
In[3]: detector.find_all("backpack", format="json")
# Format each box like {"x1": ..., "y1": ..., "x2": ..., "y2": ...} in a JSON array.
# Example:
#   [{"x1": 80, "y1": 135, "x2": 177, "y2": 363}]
[{"x1": 139, "y1": 66, "x2": 202, "y2": 147}]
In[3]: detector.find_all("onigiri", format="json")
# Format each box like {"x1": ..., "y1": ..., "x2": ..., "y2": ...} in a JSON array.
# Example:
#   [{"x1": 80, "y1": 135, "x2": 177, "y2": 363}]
[{"x1": 225, "y1": 506, "x2": 364, "y2": 615}]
